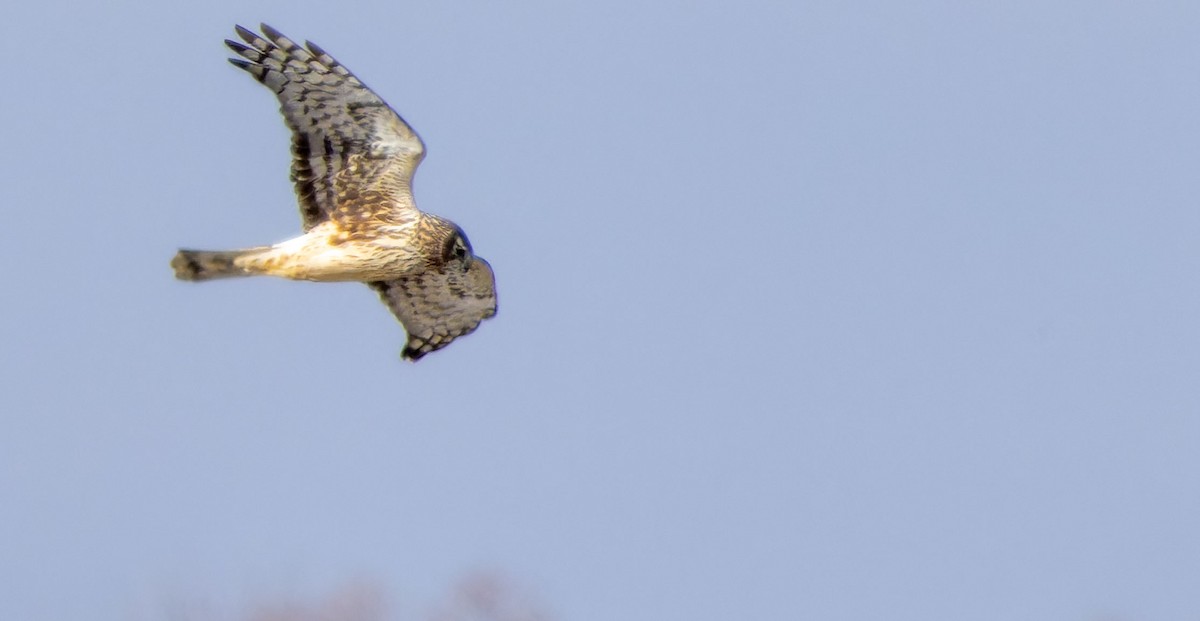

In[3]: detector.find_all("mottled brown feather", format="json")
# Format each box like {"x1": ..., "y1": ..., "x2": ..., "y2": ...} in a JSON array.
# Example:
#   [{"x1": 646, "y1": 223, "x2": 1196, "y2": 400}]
[
  {"x1": 226, "y1": 24, "x2": 426, "y2": 234},
  {"x1": 369, "y1": 253, "x2": 497, "y2": 360}
]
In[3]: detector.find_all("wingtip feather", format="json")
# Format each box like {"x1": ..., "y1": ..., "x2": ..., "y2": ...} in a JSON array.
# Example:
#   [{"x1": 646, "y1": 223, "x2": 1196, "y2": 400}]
[
  {"x1": 225, "y1": 39, "x2": 253, "y2": 57},
  {"x1": 259, "y1": 23, "x2": 283, "y2": 40},
  {"x1": 305, "y1": 40, "x2": 328, "y2": 57},
  {"x1": 401, "y1": 345, "x2": 429, "y2": 362},
  {"x1": 234, "y1": 24, "x2": 257, "y2": 43}
]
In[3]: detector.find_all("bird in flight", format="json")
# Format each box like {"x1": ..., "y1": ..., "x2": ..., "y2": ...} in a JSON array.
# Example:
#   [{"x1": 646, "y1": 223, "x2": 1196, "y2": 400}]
[{"x1": 172, "y1": 24, "x2": 497, "y2": 361}]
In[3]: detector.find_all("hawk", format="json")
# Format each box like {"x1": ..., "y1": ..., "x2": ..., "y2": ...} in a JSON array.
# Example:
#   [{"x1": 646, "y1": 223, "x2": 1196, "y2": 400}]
[{"x1": 171, "y1": 24, "x2": 497, "y2": 361}]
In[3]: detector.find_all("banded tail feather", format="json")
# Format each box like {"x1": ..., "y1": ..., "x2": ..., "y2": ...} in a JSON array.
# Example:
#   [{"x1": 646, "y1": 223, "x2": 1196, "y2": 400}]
[{"x1": 171, "y1": 248, "x2": 264, "y2": 281}]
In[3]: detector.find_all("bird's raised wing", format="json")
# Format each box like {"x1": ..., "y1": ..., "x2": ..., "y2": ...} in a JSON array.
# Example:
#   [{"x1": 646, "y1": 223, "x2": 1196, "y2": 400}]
[
  {"x1": 226, "y1": 24, "x2": 426, "y2": 235},
  {"x1": 369, "y1": 259, "x2": 497, "y2": 361}
]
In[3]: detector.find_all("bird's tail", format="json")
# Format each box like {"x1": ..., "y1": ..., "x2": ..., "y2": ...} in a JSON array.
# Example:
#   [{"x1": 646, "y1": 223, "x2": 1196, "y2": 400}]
[{"x1": 171, "y1": 248, "x2": 265, "y2": 281}]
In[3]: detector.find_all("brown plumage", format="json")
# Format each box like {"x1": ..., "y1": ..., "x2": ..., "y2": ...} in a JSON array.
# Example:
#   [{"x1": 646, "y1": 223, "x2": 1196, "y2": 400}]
[{"x1": 171, "y1": 24, "x2": 497, "y2": 361}]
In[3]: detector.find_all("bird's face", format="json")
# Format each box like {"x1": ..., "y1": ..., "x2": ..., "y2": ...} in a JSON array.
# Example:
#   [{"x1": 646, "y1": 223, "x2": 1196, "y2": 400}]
[
  {"x1": 465, "y1": 255, "x2": 497, "y2": 319},
  {"x1": 440, "y1": 224, "x2": 498, "y2": 317}
]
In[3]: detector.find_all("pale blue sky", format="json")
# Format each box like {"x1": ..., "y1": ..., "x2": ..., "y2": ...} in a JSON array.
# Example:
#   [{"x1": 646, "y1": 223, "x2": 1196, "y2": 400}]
[{"x1": 3, "y1": 1, "x2": 1200, "y2": 620}]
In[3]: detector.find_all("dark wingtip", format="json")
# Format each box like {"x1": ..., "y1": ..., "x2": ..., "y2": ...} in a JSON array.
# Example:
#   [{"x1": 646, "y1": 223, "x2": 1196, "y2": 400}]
[
  {"x1": 259, "y1": 23, "x2": 283, "y2": 41},
  {"x1": 402, "y1": 336, "x2": 437, "y2": 361},
  {"x1": 305, "y1": 39, "x2": 328, "y2": 58},
  {"x1": 227, "y1": 58, "x2": 253, "y2": 70},
  {"x1": 233, "y1": 24, "x2": 257, "y2": 43}
]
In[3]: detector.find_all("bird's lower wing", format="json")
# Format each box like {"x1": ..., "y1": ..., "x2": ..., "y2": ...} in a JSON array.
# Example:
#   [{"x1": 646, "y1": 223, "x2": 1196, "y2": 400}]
[{"x1": 369, "y1": 275, "x2": 496, "y2": 360}]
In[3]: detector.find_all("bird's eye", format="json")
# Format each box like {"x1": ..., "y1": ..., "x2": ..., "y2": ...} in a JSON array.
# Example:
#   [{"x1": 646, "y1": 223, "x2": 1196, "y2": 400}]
[{"x1": 449, "y1": 236, "x2": 468, "y2": 261}]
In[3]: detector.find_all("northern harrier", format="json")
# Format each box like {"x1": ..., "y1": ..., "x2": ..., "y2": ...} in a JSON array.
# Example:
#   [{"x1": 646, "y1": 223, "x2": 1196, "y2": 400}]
[{"x1": 172, "y1": 24, "x2": 497, "y2": 361}]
